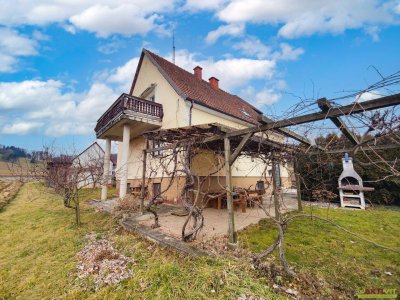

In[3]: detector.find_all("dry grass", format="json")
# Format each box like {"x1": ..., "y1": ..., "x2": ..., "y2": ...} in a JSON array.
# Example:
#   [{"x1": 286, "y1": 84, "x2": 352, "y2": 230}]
[
  {"x1": 113, "y1": 194, "x2": 141, "y2": 217},
  {"x1": 0, "y1": 180, "x2": 22, "y2": 210},
  {"x1": 0, "y1": 161, "x2": 12, "y2": 176},
  {"x1": 0, "y1": 182, "x2": 281, "y2": 299}
]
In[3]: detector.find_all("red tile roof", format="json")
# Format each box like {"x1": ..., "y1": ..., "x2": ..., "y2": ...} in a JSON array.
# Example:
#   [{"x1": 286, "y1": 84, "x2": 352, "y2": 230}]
[{"x1": 133, "y1": 49, "x2": 262, "y2": 125}]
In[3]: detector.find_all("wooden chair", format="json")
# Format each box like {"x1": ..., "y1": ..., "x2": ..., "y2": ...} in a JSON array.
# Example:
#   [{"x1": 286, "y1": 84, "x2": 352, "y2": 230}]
[{"x1": 233, "y1": 189, "x2": 247, "y2": 213}]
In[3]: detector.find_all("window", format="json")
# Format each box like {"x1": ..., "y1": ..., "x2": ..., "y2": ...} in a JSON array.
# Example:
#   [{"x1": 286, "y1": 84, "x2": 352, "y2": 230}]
[
  {"x1": 140, "y1": 83, "x2": 156, "y2": 101},
  {"x1": 152, "y1": 140, "x2": 163, "y2": 157},
  {"x1": 153, "y1": 183, "x2": 161, "y2": 199},
  {"x1": 240, "y1": 108, "x2": 251, "y2": 117}
]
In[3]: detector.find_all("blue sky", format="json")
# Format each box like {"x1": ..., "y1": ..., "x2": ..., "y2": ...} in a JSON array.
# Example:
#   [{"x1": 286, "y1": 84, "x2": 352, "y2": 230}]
[{"x1": 0, "y1": 0, "x2": 399, "y2": 152}]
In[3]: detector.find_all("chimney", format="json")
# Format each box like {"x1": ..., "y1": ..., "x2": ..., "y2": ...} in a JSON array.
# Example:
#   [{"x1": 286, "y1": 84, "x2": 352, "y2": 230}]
[
  {"x1": 209, "y1": 76, "x2": 219, "y2": 89},
  {"x1": 193, "y1": 66, "x2": 202, "y2": 80}
]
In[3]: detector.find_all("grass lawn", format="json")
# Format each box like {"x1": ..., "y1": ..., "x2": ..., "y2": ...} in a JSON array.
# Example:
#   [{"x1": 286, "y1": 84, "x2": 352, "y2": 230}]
[
  {"x1": 240, "y1": 206, "x2": 400, "y2": 297},
  {"x1": 0, "y1": 183, "x2": 281, "y2": 300}
]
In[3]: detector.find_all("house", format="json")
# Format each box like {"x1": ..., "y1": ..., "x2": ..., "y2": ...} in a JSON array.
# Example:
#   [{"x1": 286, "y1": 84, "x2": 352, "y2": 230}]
[
  {"x1": 72, "y1": 142, "x2": 116, "y2": 189},
  {"x1": 95, "y1": 49, "x2": 291, "y2": 201}
]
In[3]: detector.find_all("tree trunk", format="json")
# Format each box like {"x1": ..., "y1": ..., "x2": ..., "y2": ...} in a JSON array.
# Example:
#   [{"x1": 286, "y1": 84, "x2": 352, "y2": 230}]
[{"x1": 75, "y1": 196, "x2": 81, "y2": 226}]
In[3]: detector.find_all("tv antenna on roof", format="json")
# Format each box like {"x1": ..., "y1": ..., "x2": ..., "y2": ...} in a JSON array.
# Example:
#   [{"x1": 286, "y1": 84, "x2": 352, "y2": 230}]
[{"x1": 172, "y1": 29, "x2": 176, "y2": 64}]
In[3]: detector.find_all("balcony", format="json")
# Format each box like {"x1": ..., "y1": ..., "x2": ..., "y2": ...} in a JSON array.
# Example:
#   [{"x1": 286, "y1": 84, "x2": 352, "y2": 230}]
[{"x1": 95, "y1": 93, "x2": 163, "y2": 140}]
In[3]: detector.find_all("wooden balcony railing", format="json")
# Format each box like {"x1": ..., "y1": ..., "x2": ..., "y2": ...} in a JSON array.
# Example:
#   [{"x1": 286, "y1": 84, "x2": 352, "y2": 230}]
[{"x1": 95, "y1": 93, "x2": 163, "y2": 134}]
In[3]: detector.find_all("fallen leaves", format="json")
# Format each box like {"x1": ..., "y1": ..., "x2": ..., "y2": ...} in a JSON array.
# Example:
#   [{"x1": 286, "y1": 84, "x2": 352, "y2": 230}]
[{"x1": 76, "y1": 233, "x2": 133, "y2": 287}]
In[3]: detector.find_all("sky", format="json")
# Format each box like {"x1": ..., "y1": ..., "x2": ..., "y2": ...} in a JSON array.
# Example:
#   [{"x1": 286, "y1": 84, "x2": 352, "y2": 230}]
[{"x1": 0, "y1": 0, "x2": 399, "y2": 152}]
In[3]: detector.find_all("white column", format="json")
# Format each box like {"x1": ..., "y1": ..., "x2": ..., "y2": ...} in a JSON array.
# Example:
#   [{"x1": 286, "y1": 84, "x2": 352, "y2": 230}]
[
  {"x1": 101, "y1": 138, "x2": 111, "y2": 200},
  {"x1": 119, "y1": 124, "x2": 130, "y2": 198},
  {"x1": 224, "y1": 137, "x2": 237, "y2": 249}
]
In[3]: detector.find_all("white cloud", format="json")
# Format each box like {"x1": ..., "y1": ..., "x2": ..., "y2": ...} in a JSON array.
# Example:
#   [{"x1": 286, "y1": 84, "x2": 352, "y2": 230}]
[
  {"x1": 1, "y1": 121, "x2": 43, "y2": 135},
  {"x1": 0, "y1": 1, "x2": 177, "y2": 37},
  {"x1": 365, "y1": 26, "x2": 380, "y2": 42},
  {"x1": 0, "y1": 79, "x2": 117, "y2": 136},
  {"x1": 172, "y1": 49, "x2": 276, "y2": 90},
  {"x1": 0, "y1": 28, "x2": 38, "y2": 72},
  {"x1": 69, "y1": 4, "x2": 158, "y2": 38},
  {"x1": 254, "y1": 88, "x2": 281, "y2": 107},
  {"x1": 97, "y1": 40, "x2": 126, "y2": 54},
  {"x1": 217, "y1": 0, "x2": 398, "y2": 39},
  {"x1": 107, "y1": 57, "x2": 140, "y2": 91},
  {"x1": 0, "y1": 80, "x2": 65, "y2": 110},
  {"x1": 240, "y1": 85, "x2": 281, "y2": 108},
  {"x1": 205, "y1": 23, "x2": 245, "y2": 44},
  {"x1": 206, "y1": 58, "x2": 275, "y2": 89},
  {"x1": 184, "y1": 0, "x2": 227, "y2": 11},
  {"x1": 355, "y1": 91, "x2": 382, "y2": 102},
  {"x1": 233, "y1": 36, "x2": 271, "y2": 59},
  {"x1": 272, "y1": 43, "x2": 304, "y2": 61}
]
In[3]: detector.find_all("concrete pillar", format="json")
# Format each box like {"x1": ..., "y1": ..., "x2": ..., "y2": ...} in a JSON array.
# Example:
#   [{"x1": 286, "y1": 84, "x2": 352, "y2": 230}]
[
  {"x1": 224, "y1": 137, "x2": 237, "y2": 249},
  {"x1": 101, "y1": 138, "x2": 111, "y2": 200},
  {"x1": 140, "y1": 139, "x2": 149, "y2": 214},
  {"x1": 119, "y1": 124, "x2": 130, "y2": 198}
]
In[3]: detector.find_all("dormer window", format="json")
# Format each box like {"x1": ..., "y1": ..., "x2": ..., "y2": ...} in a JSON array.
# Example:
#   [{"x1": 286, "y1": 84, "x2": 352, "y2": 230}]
[
  {"x1": 140, "y1": 83, "x2": 156, "y2": 102},
  {"x1": 240, "y1": 108, "x2": 251, "y2": 117}
]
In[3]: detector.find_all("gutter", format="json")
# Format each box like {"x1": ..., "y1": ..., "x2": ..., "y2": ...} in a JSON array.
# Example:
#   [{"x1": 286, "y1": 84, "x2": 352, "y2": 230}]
[{"x1": 189, "y1": 99, "x2": 194, "y2": 126}]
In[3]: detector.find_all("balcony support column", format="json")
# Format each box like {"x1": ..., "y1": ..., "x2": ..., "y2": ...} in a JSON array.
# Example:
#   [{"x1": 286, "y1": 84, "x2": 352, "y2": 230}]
[
  {"x1": 101, "y1": 138, "x2": 111, "y2": 200},
  {"x1": 224, "y1": 137, "x2": 237, "y2": 249},
  {"x1": 119, "y1": 124, "x2": 130, "y2": 198}
]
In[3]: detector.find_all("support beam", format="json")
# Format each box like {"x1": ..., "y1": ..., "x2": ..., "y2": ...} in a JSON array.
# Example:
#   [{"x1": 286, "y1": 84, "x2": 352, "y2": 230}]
[
  {"x1": 293, "y1": 158, "x2": 302, "y2": 212},
  {"x1": 317, "y1": 98, "x2": 359, "y2": 145},
  {"x1": 101, "y1": 138, "x2": 111, "y2": 200},
  {"x1": 140, "y1": 139, "x2": 149, "y2": 214},
  {"x1": 258, "y1": 114, "x2": 316, "y2": 147},
  {"x1": 306, "y1": 143, "x2": 400, "y2": 155},
  {"x1": 224, "y1": 137, "x2": 237, "y2": 248},
  {"x1": 271, "y1": 159, "x2": 281, "y2": 221},
  {"x1": 229, "y1": 132, "x2": 253, "y2": 165},
  {"x1": 226, "y1": 93, "x2": 400, "y2": 139},
  {"x1": 141, "y1": 93, "x2": 400, "y2": 154},
  {"x1": 119, "y1": 124, "x2": 130, "y2": 198}
]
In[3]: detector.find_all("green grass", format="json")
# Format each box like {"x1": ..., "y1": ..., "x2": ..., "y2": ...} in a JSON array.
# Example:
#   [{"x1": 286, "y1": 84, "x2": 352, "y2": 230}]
[
  {"x1": 0, "y1": 183, "x2": 281, "y2": 300},
  {"x1": 240, "y1": 206, "x2": 400, "y2": 296},
  {"x1": 79, "y1": 186, "x2": 116, "y2": 202}
]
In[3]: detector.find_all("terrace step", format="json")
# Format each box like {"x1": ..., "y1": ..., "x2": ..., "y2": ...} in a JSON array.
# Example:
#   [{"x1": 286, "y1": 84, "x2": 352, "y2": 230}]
[{"x1": 120, "y1": 217, "x2": 209, "y2": 257}]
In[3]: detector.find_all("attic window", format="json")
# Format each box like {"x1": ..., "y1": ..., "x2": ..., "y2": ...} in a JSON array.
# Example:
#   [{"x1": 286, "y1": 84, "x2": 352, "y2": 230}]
[
  {"x1": 240, "y1": 109, "x2": 251, "y2": 117},
  {"x1": 140, "y1": 83, "x2": 156, "y2": 100}
]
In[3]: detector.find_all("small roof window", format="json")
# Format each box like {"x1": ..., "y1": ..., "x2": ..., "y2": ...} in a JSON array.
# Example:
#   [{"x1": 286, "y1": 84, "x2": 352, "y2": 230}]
[{"x1": 240, "y1": 108, "x2": 251, "y2": 117}]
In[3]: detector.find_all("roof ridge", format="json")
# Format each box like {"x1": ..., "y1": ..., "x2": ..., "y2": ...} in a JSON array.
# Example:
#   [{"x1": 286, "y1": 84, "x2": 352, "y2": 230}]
[{"x1": 143, "y1": 48, "x2": 262, "y2": 124}]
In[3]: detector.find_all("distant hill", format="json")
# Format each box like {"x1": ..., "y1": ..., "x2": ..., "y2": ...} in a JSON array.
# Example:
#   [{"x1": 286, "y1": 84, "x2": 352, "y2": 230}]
[
  {"x1": 0, "y1": 145, "x2": 29, "y2": 162},
  {"x1": 0, "y1": 145, "x2": 47, "y2": 163}
]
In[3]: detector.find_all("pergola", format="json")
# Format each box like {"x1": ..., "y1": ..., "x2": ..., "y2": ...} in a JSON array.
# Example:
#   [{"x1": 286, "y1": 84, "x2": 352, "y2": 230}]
[{"x1": 135, "y1": 93, "x2": 400, "y2": 248}]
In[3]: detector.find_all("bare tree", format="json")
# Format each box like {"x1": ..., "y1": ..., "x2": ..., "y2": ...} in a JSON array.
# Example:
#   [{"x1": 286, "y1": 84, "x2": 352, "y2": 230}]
[{"x1": 9, "y1": 145, "x2": 106, "y2": 225}]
